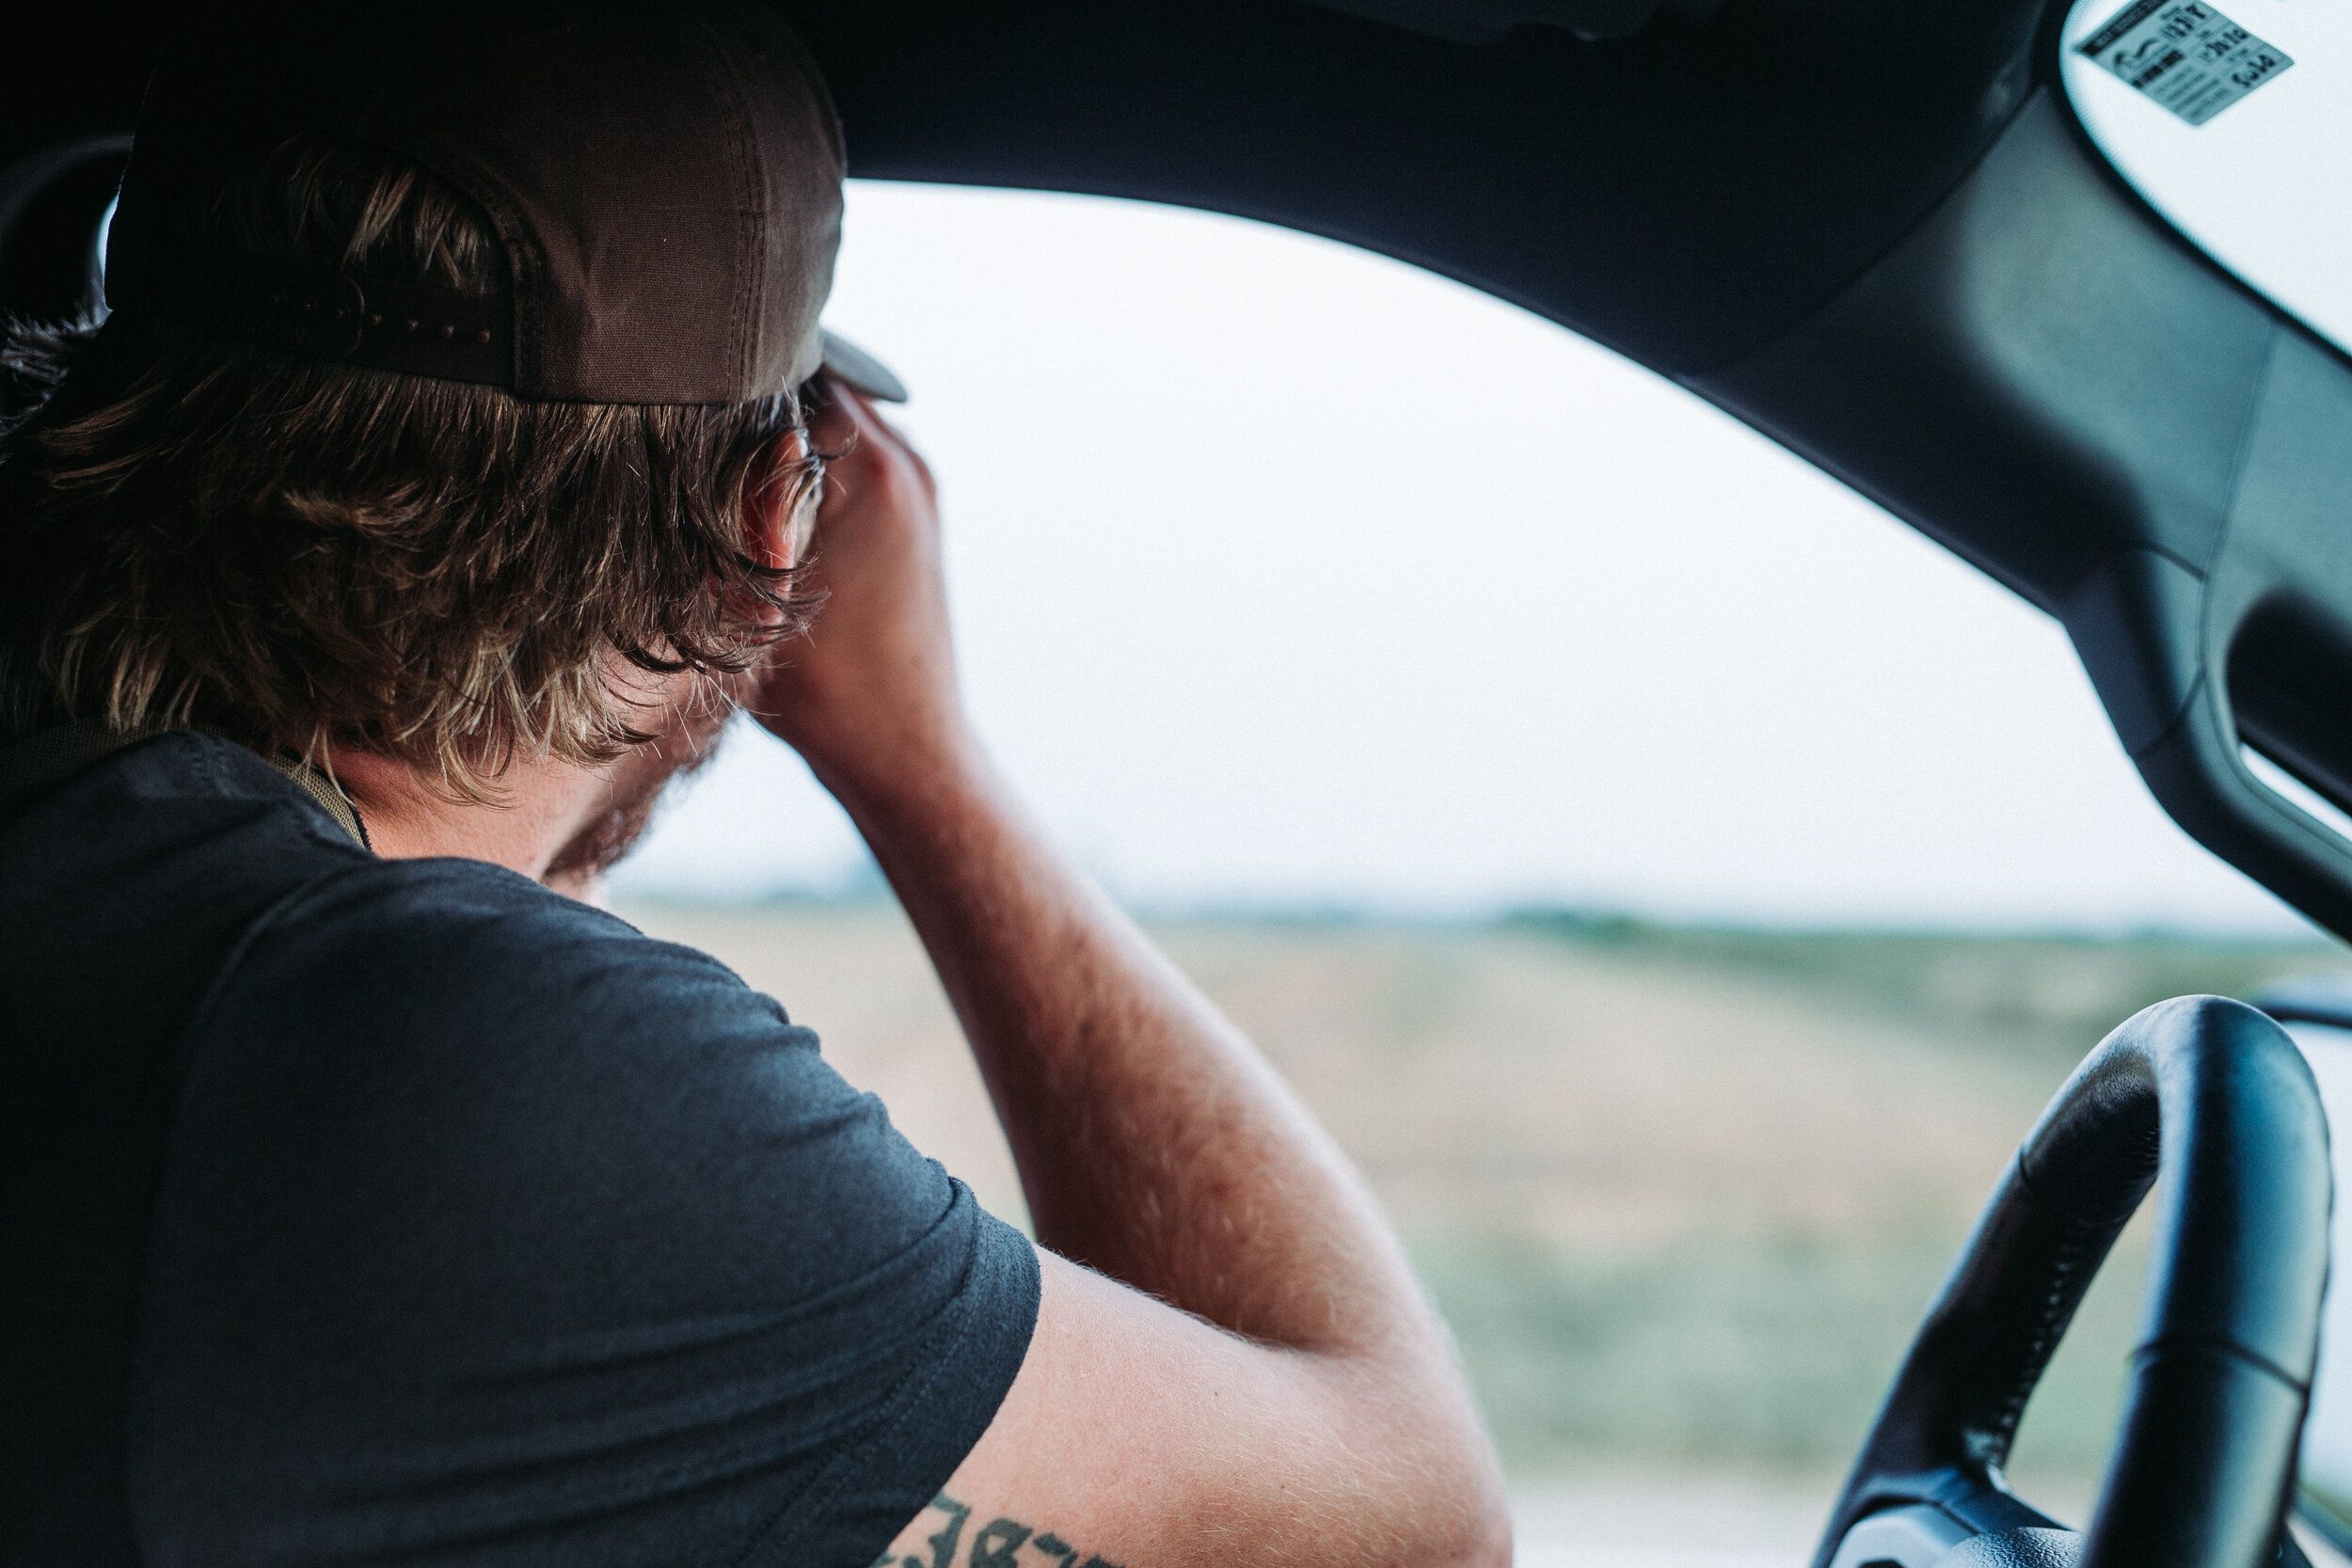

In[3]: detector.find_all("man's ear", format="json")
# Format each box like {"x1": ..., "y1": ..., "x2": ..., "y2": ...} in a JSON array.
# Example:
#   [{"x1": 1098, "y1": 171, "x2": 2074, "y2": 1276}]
[{"x1": 745, "y1": 426, "x2": 818, "y2": 576}]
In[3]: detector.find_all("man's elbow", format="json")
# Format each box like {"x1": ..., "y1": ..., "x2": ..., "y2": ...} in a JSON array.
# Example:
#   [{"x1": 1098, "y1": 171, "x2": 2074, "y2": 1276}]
[
  {"x1": 1401, "y1": 1437, "x2": 1513, "y2": 1568},
  {"x1": 1295, "y1": 1349, "x2": 1511, "y2": 1566},
  {"x1": 1435, "y1": 1497, "x2": 1515, "y2": 1568},
  {"x1": 1447, "y1": 1469, "x2": 1516, "y2": 1568}
]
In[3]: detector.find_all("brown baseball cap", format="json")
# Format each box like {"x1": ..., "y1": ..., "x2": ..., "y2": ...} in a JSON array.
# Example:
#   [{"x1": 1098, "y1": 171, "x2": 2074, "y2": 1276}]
[{"x1": 103, "y1": 0, "x2": 905, "y2": 404}]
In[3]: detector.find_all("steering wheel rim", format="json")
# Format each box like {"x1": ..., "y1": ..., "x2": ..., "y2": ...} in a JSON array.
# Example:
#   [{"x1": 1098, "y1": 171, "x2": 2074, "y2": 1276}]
[{"x1": 1816, "y1": 994, "x2": 2332, "y2": 1568}]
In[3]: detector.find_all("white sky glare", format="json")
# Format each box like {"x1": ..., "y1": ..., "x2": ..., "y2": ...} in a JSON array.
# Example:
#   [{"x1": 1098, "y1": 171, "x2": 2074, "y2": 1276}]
[{"x1": 612, "y1": 174, "x2": 2319, "y2": 937}]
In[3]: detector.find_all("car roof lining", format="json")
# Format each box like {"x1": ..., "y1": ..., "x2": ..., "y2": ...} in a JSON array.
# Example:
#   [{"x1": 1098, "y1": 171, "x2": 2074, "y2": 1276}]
[
  {"x1": 784, "y1": 0, "x2": 2051, "y2": 377},
  {"x1": 1293, "y1": 0, "x2": 1722, "y2": 45}
]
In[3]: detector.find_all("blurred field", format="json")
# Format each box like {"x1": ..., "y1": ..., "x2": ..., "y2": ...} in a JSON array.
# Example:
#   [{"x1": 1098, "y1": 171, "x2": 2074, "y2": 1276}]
[{"x1": 619, "y1": 899, "x2": 2345, "y2": 1511}]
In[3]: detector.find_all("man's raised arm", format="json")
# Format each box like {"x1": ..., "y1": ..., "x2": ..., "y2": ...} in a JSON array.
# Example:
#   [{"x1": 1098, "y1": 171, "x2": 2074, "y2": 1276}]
[{"x1": 754, "y1": 388, "x2": 1511, "y2": 1568}]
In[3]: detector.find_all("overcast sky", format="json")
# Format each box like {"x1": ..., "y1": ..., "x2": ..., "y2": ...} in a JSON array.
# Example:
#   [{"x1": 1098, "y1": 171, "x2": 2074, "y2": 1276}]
[{"x1": 613, "y1": 24, "x2": 2344, "y2": 937}]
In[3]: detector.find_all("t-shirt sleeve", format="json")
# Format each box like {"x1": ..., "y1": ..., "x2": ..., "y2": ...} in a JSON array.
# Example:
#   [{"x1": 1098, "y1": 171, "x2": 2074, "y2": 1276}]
[{"x1": 133, "y1": 863, "x2": 1040, "y2": 1568}]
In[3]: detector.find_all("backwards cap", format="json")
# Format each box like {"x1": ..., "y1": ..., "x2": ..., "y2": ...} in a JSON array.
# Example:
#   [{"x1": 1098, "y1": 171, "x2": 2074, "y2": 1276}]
[{"x1": 104, "y1": 0, "x2": 903, "y2": 404}]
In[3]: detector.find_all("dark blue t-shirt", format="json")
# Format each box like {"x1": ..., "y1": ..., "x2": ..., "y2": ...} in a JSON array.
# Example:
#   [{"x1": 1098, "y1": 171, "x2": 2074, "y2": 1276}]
[{"x1": 0, "y1": 733, "x2": 1039, "y2": 1567}]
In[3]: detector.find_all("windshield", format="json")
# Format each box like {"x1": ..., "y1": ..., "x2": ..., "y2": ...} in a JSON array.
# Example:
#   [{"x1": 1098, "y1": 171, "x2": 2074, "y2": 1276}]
[
  {"x1": 2060, "y1": 0, "x2": 2352, "y2": 352},
  {"x1": 614, "y1": 182, "x2": 2352, "y2": 1552}
]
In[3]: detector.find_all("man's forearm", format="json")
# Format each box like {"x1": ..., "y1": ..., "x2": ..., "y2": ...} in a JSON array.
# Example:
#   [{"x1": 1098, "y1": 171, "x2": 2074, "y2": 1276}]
[
  {"x1": 760, "y1": 391, "x2": 1504, "y2": 1564},
  {"x1": 817, "y1": 736, "x2": 1452, "y2": 1367}
]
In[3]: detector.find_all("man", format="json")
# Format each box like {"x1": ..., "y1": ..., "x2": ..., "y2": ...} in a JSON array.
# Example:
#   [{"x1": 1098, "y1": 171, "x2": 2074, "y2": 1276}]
[{"x1": 0, "y1": 6, "x2": 1509, "y2": 1565}]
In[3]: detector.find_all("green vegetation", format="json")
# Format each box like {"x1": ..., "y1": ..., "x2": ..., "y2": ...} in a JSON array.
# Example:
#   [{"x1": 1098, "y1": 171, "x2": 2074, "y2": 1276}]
[
  {"x1": 1417, "y1": 1230, "x2": 1960, "y2": 1472},
  {"x1": 1416, "y1": 1225, "x2": 2149, "y2": 1497},
  {"x1": 1441, "y1": 915, "x2": 2341, "y2": 1493},
  {"x1": 1502, "y1": 910, "x2": 2346, "y2": 1068}
]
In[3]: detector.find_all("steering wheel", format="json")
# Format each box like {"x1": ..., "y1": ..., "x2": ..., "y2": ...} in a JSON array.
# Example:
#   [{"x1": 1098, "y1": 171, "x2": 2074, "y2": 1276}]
[{"x1": 1815, "y1": 995, "x2": 2332, "y2": 1568}]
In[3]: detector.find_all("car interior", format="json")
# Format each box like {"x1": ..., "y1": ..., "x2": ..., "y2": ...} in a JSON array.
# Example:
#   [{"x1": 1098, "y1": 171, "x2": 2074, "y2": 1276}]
[{"x1": 6, "y1": 3, "x2": 2350, "y2": 1565}]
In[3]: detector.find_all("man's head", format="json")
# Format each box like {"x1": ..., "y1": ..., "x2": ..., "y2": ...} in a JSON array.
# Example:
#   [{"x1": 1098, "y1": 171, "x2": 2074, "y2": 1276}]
[{"x1": 0, "y1": 1, "x2": 853, "y2": 816}]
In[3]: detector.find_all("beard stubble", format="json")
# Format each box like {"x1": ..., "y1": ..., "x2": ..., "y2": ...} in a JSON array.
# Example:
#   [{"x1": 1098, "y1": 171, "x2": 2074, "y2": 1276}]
[{"x1": 543, "y1": 694, "x2": 737, "y2": 885}]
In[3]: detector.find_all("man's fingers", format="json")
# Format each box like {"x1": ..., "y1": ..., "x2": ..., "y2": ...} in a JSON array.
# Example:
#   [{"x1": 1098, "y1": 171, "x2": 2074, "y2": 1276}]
[
  {"x1": 805, "y1": 374, "x2": 863, "y2": 459},
  {"x1": 813, "y1": 373, "x2": 936, "y2": 504}
]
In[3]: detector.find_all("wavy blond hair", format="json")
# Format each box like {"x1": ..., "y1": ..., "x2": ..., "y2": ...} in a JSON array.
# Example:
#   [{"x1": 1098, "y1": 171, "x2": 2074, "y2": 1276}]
[{"x1": 0, "y1": 135, "x2": 824, "y2": 797}]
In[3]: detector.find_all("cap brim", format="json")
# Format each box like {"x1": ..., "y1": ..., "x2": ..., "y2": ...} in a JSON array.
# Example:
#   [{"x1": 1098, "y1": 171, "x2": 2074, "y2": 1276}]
[{"x1": 818, "y1": 327, "x2": 910, "y2": 404}]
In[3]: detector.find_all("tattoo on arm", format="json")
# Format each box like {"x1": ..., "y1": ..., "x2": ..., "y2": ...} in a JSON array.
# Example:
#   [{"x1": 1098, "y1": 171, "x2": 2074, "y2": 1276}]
[
  {"x1": 888, "y1": 1494, "x2": 1123, "y2": 1568},
  {"x1": 895, "y1": 1490, "x2": 968, "y2": 1568},
  {"x1": 969, "y1": 1517, "x2": 1029, "y2": 1567}
]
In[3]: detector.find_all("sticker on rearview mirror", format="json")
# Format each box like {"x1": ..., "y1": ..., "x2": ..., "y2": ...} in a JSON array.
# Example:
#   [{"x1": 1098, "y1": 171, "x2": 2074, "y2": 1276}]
[{"x1": 2076, "y1": 0, "x2": 2294, "y2": 126}]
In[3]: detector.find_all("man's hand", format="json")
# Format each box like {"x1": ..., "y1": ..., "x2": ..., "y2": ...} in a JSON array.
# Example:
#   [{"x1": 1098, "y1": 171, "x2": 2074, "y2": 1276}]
[{"x1": 746, "y1": 382, "x2": 975, "y2": 796}]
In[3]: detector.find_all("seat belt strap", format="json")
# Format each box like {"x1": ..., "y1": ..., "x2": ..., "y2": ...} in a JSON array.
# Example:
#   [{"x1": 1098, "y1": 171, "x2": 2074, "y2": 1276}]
[{"x1": 0, "y1": 721, "x2": 370, "y2": 851}]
